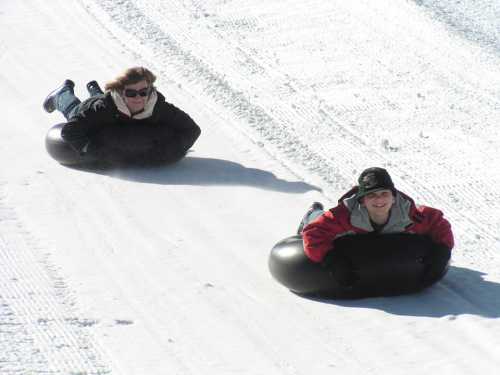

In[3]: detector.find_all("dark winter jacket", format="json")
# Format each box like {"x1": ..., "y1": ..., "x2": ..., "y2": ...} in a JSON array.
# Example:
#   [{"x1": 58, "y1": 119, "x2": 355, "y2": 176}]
[
  {"x1": 302, "y1": 188, "x2": 454, "y2": 263},
  {"x1": 61, "y1": 90, "x2": 200, "y2": 164}
]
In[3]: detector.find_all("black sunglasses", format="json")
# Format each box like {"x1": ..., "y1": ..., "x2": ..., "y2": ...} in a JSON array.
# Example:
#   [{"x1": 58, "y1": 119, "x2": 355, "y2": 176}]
[{"x1": 123, "y1": 87, "x2": 150, "y2": 98}]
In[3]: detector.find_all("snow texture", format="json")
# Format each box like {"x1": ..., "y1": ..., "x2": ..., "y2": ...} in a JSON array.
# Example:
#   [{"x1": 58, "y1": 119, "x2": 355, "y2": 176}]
[{"x1": 0, "y1": 0, "x2": 500, "y2": 373}]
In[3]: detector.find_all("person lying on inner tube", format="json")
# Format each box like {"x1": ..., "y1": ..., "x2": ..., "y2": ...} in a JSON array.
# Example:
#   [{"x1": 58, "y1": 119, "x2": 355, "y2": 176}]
[
  {"x1": 299, "y1": 167, "x2": 454, "y2": 287},
  {"x1": 43, "y1": 66, "x2": 201, "y2": 165}
]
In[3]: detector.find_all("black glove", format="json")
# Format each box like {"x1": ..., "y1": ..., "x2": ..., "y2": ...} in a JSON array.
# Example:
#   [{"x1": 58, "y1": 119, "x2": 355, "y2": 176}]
[
  {"x1": 421, "y1": 244, "x2": 451, "y2": 283},
  {"x1": 61, "y1": 134, "x2": 89, "y2": 157},
  {"x1": 322, "y1": 251, "x2": 359, "y2": 287}
]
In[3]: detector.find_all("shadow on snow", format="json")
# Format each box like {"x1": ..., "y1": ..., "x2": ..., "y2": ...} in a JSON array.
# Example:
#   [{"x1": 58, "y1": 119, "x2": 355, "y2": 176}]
[
  {"x1": 71, "y1": 156, "x2": 322, "y2": 194},
  {"x1": 304, "y1": 266, "x2": 500, "y2": 318}
]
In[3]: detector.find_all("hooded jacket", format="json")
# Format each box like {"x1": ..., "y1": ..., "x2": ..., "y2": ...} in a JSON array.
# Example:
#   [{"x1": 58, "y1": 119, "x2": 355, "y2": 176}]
[
  {"x1": 61, "y1": 89, "x2": 201, "y2": 164},
  {"x1": 302, "y1": 188, "x2": 454, "y2": 263}
]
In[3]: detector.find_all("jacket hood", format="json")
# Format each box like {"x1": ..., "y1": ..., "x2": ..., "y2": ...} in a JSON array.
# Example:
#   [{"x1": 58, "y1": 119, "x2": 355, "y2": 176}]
[{"x1": 342, "y1": 189, "x2": 414, "y2": 233}]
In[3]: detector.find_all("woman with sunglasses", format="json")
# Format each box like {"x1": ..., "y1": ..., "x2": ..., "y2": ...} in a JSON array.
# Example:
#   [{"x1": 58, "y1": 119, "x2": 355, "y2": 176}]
[{"x1": 43, "y1": 66, "x2": 201, "y2": 166}]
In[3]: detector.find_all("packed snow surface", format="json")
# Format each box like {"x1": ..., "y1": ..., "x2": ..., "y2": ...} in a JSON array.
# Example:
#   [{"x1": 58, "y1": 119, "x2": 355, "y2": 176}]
[{"x1": 1, "y1": 0, "x2": 500, "y2": 373}]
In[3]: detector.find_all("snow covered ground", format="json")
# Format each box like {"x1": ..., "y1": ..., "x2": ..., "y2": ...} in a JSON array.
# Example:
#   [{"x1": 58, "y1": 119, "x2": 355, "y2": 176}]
[{"x1": 1, "y1": 0, "x2": 500, "y2": 373}]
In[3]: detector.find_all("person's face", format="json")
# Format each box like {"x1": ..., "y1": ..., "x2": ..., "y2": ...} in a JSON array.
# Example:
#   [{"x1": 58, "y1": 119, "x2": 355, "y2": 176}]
[
  {"x1": 122, "y1": 80, "x2": 150, "y2": 114},
  {"x1": 361, "y1": 189, "x2": 395, "y2": 220}
]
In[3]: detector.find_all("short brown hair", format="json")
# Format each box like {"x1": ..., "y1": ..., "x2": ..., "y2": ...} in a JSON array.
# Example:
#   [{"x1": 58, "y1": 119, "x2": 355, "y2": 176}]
[{"x1": 104, "y1": 66, "x2": 156, "y2": 91}]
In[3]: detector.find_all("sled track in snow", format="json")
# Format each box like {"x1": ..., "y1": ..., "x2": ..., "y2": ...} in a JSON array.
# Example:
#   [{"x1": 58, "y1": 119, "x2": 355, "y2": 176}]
[
  {"x1": 79, "y1": 0, "x2": 361, "y2": 190},
  {"x1": 412, "y1": 0, "x2": 500, "y2": 54},
  {"x1": 0, "y1": 187, "x2": 110, "y2": 374},
  {"x1": 80, "y1": 0, "x2": 500, "y2": 264}
]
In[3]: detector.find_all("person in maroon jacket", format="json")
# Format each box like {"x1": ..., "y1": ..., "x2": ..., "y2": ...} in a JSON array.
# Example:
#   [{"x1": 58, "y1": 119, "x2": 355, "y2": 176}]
[{"x1": 299, "y1": 167, "x2": 454, "y2": 287}]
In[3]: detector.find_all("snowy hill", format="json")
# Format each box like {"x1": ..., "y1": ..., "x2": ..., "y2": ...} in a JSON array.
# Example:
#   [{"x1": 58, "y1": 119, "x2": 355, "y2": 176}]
[{"x1": 1, "y1": 0, "x2": 500, "y2": 373}]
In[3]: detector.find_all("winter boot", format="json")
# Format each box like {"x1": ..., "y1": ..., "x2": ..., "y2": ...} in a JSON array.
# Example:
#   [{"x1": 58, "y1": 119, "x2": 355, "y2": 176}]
[
  {"x1": 297, "y1": 202, "x2": 324, "y2": 234},
  {"x1": 86, "y1": 80, "x2": 104, "y2": 96},
  {"x1": 43, "y1": 79, "x2": 75, "y2": 113}
]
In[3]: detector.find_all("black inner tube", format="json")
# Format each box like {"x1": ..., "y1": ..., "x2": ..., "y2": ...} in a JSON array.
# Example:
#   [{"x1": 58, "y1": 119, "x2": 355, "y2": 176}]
[
  {"x1": 45, "y1": 123, "x2": 186, "y2": 166},
  {"x1": 269, "y1": 233, "x2": 449, "y2": 298}
]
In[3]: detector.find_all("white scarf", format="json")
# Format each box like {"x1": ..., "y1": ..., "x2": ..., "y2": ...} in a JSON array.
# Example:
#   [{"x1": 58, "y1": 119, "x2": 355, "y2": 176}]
[{"x1": 110, "y1": 89, "x2": 158, "y2": 119}]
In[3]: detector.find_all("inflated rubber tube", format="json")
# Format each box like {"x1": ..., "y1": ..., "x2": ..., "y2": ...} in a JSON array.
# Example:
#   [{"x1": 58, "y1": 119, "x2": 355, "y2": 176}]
[
  {"x1": 45, "y1": 123, "x2": 96, "y2": 165},
  {"x1": 45, "y1": 123, "x2": 186, "y2": 166},
  {"x1": 269, "y1": 233, "x2": 449, "y2": 298}
]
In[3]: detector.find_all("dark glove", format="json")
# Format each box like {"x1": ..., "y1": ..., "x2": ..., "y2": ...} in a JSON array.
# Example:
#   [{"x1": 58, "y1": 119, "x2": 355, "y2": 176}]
[
  {"x1": 322, "y1": 251, "x2": 359, "y2": 287},
  {"x1": 421, "y1": 244, "x2": 451, "y2": 283}
]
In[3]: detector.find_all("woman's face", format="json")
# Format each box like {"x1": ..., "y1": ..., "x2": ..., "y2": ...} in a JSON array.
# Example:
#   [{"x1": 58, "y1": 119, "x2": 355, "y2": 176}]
[{"x1": 122, "y1": 80, "x2": 150, "y2": 114}]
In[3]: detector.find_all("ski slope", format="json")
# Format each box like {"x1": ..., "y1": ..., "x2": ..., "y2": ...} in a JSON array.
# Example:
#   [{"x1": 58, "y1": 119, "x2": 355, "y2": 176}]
[{"x1": 1, "y1": 0, "x2": 500, "y2": 373}]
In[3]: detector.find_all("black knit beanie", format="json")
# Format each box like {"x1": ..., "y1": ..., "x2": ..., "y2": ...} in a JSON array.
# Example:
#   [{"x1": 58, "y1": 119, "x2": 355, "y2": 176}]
[{"x1": 356, "y1": 167, "x2": 395, "y2": 199}]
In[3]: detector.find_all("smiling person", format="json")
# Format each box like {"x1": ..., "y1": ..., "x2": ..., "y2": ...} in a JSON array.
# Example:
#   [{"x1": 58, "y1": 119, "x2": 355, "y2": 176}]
[
  {"x1": 298, "y1": 167, "x2": 454, "y2": 286},
  {"x1": 43, "y1": 66, "x2": 201, "y2": 165}
]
